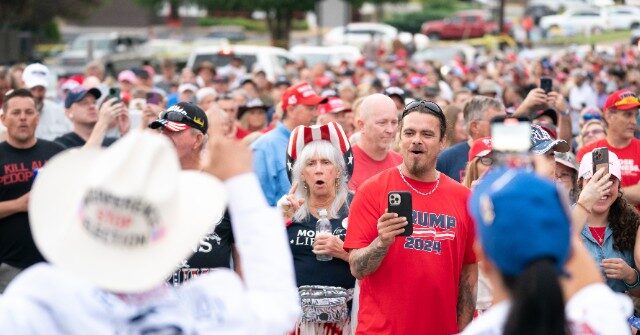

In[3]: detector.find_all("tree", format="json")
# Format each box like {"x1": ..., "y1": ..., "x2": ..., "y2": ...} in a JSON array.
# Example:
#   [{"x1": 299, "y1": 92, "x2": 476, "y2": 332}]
[{"x1": 0, "y1": 0, "x2": 103, "y2": 41}]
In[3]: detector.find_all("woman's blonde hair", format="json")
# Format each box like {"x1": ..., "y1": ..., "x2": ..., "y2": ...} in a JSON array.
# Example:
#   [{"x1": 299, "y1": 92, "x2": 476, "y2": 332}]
[{"x1": 462, "y1": 158, "x2": 481, "y2": 189}]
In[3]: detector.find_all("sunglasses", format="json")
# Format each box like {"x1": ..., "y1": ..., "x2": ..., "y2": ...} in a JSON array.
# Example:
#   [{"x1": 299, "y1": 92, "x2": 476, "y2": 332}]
[
  {"x1": 402, "y1": 100, "x2": 443, "y2": 119},
  {"x1": 160, "y1": 111, "x2": 201, "y2": 130},
  {"x1": 479, "y1": 156, "x2": 494, "y2": 166},
  {"x1": 582, "y1": 113, "x2": 602, "y2": 121}
]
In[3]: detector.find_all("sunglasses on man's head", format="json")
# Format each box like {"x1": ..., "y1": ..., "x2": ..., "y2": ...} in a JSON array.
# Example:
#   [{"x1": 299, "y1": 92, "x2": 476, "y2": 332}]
[
  {"x1": 401, "y1": 100, "x2": 443, "y2": 119},
  {"x1": 161, "y1": 111, "x2": 199, "y2": 128}
]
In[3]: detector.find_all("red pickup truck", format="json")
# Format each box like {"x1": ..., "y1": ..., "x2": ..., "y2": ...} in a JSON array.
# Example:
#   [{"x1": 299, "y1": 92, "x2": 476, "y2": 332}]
[{"x1": 421, "y1": 10, "x2": 510, "y2": 40}]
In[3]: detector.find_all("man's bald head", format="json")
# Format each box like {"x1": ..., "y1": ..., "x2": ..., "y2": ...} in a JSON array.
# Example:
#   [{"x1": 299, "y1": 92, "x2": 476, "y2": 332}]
[
  {"x1": 357, "y1": 93, "x2": 399, "y2": 154},
  {"x1": 359, "y1": 93, "x2": 397, "y2": 121}
]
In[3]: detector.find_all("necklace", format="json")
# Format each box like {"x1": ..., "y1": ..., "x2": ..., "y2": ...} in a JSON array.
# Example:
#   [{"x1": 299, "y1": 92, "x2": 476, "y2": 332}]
[
  {"x1": 589, "y1": 226, "x2": 605, "y2": 245},
  {"x1": 397, "y1": 166, "x2": 440, "y2": 196}
]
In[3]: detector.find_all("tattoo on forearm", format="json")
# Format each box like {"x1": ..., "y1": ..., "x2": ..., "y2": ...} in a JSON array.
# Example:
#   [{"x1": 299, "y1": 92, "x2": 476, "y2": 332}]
[
  {"x1": 457, "y1": 268, "x2": 476, "y2": 329},
  {"x1": 350, "y1": 239, "x2": 389, "y2": 278}
]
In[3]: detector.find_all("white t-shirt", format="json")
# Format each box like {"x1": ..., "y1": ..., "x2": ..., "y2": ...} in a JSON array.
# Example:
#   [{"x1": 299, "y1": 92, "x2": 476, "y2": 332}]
[
  {"x1": 461, "y1": 283, "x2": 633, "y2": 335},
  {"x1": 0, "y1": 174, "x2": 301, "y2": 334}
]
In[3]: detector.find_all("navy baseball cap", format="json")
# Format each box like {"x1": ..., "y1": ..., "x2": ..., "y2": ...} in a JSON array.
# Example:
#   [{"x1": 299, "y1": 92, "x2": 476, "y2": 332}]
[
  {"x1": 469, "y1": 168, "x2": 571, "y2": 277},
  {"x1": 64, "y1": 87, "x2": 102, "y2": 108}
]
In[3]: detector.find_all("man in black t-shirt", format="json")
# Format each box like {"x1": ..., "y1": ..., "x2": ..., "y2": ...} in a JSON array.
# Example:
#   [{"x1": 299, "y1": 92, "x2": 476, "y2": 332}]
[
  {"x1": 148, "y1": 102, "x2": 239, "y2": 285},
  {"x1": 0, "y1": 89, "x2": 64, "y2": 292}
]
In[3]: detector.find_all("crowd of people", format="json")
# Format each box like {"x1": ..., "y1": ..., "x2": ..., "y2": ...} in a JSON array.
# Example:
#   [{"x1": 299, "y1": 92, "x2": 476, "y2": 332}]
[{"x1": 0, "y1": 36, "x2": 640, "y2": 334}]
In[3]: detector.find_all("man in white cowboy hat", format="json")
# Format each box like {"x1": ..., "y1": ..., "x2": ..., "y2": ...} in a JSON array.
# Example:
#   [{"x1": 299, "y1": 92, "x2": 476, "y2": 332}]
[{"x1": 0, "y1": 130, "x2": 300, "y2": 333}]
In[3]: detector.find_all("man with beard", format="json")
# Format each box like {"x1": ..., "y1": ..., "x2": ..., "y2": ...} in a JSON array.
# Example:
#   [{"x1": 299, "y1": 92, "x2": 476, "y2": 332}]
[{"x1": 345, "y1": 100, "x2": 478, "y2": 334}]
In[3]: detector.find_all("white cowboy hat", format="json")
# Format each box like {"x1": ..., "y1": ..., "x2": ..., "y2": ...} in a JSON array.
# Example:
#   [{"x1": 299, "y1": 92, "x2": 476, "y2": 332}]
[{"x1": 29, "y1": 130, "x2": 227, "y2": 293}]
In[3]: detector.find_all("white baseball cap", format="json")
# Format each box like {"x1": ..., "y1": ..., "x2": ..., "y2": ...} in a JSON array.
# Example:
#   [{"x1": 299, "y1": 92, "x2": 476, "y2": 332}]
[
  {"x1": 22, "y1": 63, "x2": 50, "y2": 89},
  {"x1": 29, "y1": 130, "x2": 227, "y2": 293},
  {"x1": 578, "y1": 148, "x2": 622, "y2": 181}
]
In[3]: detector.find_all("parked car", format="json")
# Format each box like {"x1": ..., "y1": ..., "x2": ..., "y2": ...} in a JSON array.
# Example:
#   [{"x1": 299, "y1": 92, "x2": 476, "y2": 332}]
[
  {"x1": 58, "y1": 32, "x2": 148, "y2": 76},
  {"x1": 539, "y1": 8, "x2": 608, "y2": 36},
  {"x1": 420, "y1": 10, "x2": 511, "y2": 40},
  {"x1": 186, "y1": 45, "x2": 294, "y2": 81},
  {"x1": 631, "y1": 29, "x2": 640, "y2": 46},
  {"x1": 289, "y1": 45, "x2": 362, "y2": 67},
  {"x1": 524, "y1": 4, "x2": 557, "y2": 25},
  {"x1": 411, "y1": 44, "x2": 477, "y2": 66},
  {"x1": 530, "y1": 0, "x2": 612, "y2": 12},
  {"x1": 601, "y1": 6, "x2": 640, "y2": 30},
  {"x1": 323, "y1": 22, "x2": 411, "y2": 48}
]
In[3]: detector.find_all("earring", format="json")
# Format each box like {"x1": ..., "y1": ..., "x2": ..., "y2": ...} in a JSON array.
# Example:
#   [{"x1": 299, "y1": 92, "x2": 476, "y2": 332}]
[
  {"x1": 303, "y1": 182, "x2": 308, "y2": 190},
  {"x1": 335, "y1": 178, "x2": 340, "y2": 187}
]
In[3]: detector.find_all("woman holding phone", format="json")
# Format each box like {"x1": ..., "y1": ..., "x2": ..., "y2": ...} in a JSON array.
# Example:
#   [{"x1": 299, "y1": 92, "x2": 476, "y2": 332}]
[
  {"x1": 573, "y1": 148, "x2": 640, "y2": 294},
  {"x1": 278, "y1": 122, "x2": 356, "y2": 335}
]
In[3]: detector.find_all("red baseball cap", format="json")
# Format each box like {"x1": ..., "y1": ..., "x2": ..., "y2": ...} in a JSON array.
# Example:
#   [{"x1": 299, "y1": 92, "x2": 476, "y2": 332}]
[
  {"x1": 319, "y1": 97, "x2": 351, "y2": 115},
  {"x1": 603, "y1": 89, "x2": 640, "y2": 112},
  {"x1": 281, "y1": 82, "x2": 327, "y2": 111},
  {"x1": 468, "y1": 137, "x2": 493, "y2": 161}
]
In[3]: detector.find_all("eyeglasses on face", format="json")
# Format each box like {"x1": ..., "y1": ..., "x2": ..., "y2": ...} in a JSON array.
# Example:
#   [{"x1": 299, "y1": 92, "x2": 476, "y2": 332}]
[
  {"x1": 401, "y1": 100, "x2": 443, "y2": 119},
  {"x1": 554, "y1": 172, "x2": 573, "y2": 182},
  {"x1": 478, "y1": 156, "x2": 494, "y2": 166},
  {"x1": 581, "y1": 128, "x2": 605, "y2": 138}
]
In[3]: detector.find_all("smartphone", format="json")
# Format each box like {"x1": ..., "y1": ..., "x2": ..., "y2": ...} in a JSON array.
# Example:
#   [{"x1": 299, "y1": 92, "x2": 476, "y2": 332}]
[
  {"x1": 540, "y1": 77, "x2": 553, "y2": 94},
  {"x1": 388, "y1": 191, "x2": 413, "y2": 236},
  {"x1": 108, "y1": 87, "x2": 121, "y2": 102},
  {"x1": 491, "y1": 116, "x2": 533, "y2": 169},
  {"x1": 146, "y1": 92, "x2": 162, "y2": 105},
  {"x1": 592, "y1": 147, "x2": 609, "y2": 175}
]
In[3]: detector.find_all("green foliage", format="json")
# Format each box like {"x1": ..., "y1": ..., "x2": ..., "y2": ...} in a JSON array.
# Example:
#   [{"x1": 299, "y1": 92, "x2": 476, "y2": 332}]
[
  {"x1": 384, "y1": 9, "x2": 453, "y2": 34},
  {"x1": 421, "y1": 0, "x2": 456, "y2": 11},
  {"x1": 197, "y1": 17, "x2": 307, "y2": 32}
]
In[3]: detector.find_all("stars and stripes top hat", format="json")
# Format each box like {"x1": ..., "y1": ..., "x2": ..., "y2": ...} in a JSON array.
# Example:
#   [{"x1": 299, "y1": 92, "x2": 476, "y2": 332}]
[{"x1": 286, "y1": 122, "x2": 354, "y2": 182}]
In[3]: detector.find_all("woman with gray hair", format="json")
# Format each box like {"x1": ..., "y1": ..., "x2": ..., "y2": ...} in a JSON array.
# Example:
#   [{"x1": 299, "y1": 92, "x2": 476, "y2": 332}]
[{"x1": 278, "y1": 122, "x2": 356, "y2": 335}]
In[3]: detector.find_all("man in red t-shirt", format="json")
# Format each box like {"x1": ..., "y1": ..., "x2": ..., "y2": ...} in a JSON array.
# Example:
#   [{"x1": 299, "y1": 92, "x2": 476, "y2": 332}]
[
  {"x1": 345, "y1": 101, "x2": 478, "y2": 335},
  {"x1": 577, "y1": 89, "x2": 640, "y2": 207},
  {"x1": 348, "y1": 94, "x2": 402, "y2": 192}
]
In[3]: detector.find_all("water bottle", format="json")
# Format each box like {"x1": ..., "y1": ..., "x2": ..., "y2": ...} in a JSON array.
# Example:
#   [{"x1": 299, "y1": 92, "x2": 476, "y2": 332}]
[{"x1": 315, "y1": 209, "x2": 333, "y2": 261}]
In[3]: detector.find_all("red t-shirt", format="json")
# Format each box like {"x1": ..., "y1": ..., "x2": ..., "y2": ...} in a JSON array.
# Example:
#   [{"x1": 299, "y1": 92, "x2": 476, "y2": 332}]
[
  {"x1": 348, "y1": 145, "x2": 403, "y2": 192},
  {"x1": 577, "y1": 138, "x2": 640, "y2": 189},
  {"x1": 344, "y1": 168, "x2": 477, "y2": 335}
]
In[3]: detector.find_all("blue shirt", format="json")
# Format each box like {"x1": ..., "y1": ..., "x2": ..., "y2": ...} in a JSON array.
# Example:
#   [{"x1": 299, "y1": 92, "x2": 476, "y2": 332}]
[
  {"x1": 252, "y1": 122, "x2": 292, "y2": 206},
  {"x1": 436, "y1": 141, "x2": 470, "y2": 182},
  {"x1": 581, "y1": 225, "x2": 635, "y2": 293}
]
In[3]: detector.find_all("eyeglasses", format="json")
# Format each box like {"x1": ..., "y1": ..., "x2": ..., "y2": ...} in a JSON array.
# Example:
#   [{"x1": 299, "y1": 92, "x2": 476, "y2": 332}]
[
  {"x1": 401, "y1": 100, "x2": 443, "y2": 119},
  {"x1": 582, "y1": 113, "x2": 602, "y2": 121},
  {"x1": 478, "y1": 156, "x2": 494, "y2": 166},
  {"x1": 555, "y1": 172, "x2": 574, "y2": 182},
  {"x1": 581, "y1": 128, "x2": 605, "y2": 138}
]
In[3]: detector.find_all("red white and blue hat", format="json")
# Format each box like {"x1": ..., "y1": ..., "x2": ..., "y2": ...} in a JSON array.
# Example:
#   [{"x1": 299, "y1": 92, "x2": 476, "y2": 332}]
[{"x1": 286, "y1": 122, "x2": 353, "y2": 182}]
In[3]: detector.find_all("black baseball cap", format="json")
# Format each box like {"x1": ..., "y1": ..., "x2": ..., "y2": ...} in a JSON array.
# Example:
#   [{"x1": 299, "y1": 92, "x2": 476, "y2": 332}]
[{"x1": 149, "y1": 102, "x2": 208, "y2": 134}]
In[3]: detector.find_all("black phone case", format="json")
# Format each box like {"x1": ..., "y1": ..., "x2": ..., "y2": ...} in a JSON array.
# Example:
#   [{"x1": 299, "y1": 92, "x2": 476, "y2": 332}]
[
  {"x1": 540, "y1": 78, "x2": 552, "y2": 94},
  {"x1": 388, "y1": 191, "x2": 413, "y2": 236},
  {"x1": 592, "y1": 148, "x2": 609, "y2": 175}
]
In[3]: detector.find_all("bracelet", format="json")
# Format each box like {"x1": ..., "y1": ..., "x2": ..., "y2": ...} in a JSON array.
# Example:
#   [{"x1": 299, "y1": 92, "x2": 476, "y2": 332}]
[
  {"x1": 576, "y1": 201, "x2": 592, "y2": 214},
  {"x1": 625, "y1": 268, "x2": 640, "y2": 288}
]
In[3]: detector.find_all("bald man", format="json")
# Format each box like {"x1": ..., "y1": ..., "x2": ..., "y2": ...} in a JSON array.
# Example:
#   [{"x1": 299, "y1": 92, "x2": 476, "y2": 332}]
[{"x1": 348, "y1": 94, "x2": 403, "y2": 191}]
